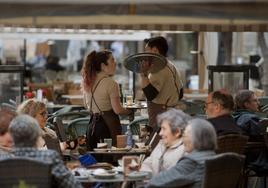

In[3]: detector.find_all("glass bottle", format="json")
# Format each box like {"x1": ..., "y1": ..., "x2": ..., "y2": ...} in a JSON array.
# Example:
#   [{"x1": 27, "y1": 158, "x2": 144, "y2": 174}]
[{"x1": 126, "y1": 125, "x2": 133, "y2": 148}]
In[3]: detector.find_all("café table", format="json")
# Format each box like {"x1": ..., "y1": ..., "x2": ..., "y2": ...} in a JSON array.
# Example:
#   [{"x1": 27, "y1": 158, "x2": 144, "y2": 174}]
[
  {"x1": 76, "y1": 170, "x2": 152, "y2": 188},
  {"x1": 124, "y1": 102, "x2": 148, "y2": 121},
  {"x1": 88, "y1": 148, "x2": 149, "y2": 156},
  {"x1": 87, "y1": 148, "x2": 150, "y2": 166},
  {"x1": 62, "y1": 94, "x2": 84, "y2": 99}
]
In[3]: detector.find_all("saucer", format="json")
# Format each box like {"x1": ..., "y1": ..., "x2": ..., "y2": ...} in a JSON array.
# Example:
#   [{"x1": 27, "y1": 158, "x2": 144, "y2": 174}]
[
  {"x1": 92, "y1": 169, "x2": 117, "y2": 179},
  {"x1": 128, "y1": 171, "x2": 149, "y2": 179},
  {"x1": 93, "y1": 148, "x2": 108, "y2": 152}
]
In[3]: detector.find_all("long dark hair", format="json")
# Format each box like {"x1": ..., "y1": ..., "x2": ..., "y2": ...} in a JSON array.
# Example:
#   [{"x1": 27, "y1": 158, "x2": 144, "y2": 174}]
[{"x1": 81, "y1": 50, "x2": 112, "y2": 91}]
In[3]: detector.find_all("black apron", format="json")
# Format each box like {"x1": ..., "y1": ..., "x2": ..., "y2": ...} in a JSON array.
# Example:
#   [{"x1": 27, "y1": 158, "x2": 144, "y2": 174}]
[{"x1": 86, "y1": 77, "x2": 121, "y2": 150}]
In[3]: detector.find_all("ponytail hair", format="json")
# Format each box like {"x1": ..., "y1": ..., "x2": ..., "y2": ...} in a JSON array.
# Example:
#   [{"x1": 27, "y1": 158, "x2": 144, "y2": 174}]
[{"x1": 81, "y1": 50, "x2": 112, "y2": 92}]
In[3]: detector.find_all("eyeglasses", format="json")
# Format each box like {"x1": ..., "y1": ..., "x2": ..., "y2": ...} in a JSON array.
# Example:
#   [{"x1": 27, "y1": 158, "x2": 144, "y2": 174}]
[{"x1": 39, "y1": 111, "x2": 48, "y2": 117}]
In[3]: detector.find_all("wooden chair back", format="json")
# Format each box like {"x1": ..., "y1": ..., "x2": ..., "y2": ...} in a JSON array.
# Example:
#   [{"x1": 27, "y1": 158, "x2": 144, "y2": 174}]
[
  {"x1": 202, "y1": 153, "x2": 245, "y2": 188},
  {"x1": 67, "y1": 117, "x2": 91, "y2": 140},
  {"x1": 0, "y1": 157, "x2": 52, "y2": 188},
  {"x1": 217, "y1": 134, "x2": 249, "y2": 154},
  {"x1": 53, "y1": 117, "x2": 68, "y2": 142},
  {"x1": 43, "y1": 135, "x2": 62, "y2": 155}
]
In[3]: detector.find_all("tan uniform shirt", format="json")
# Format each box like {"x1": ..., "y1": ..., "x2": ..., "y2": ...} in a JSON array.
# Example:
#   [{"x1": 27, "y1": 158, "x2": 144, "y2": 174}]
[
  {"x1": 84, "y1": 72, "x2": 120, "y2": 113},
  {"x1": 149, "y1": 61, "x2": 182, "y2": 107}
]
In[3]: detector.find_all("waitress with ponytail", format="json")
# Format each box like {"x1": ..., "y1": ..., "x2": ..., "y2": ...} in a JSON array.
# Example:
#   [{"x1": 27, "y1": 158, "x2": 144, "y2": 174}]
[{"x1": 81, "y1": 50, "x2": 132, "y2": 150}]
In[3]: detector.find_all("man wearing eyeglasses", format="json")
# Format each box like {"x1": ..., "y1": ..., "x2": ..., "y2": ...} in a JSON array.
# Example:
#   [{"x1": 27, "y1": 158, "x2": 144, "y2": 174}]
[{"x1": 205, "y1": 90, "x2": 241, "y2": 136}]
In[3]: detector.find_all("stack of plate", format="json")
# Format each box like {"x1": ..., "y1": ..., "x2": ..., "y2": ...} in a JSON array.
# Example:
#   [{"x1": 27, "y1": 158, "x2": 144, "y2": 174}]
[{"x1": 92, "y1": 169, "x2": 117, "y2": 179}]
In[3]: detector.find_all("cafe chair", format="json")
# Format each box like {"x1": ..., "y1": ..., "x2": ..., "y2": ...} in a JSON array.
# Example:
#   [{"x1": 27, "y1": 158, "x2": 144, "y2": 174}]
[
  {"x1": 244, "y1": 123, "x2": 268, "y2": 188},
  {"x1": 0, "y1": 157, "x2": 52, "y2": 188},
  {"x1": 47, "y1": 111, "x2": 89, "y2": 125},
  {"x1": 128, "y1": 117, "x2": 149, "y2": 135},
  {"x1": 202, "y1": 152, "x2": 245, "y2": 188},
  {"x1": 180, "y1": 99, "x2": 205, "y2": 116},
  {"x1": 52, "y1": 105, "x2": 73, "y2": 115},
  {"x1": 67, "y1": 117, "x2": 91, "y2": 140},
  {"x1": 258, "y1": 97, "x2": 268, "y2": 108},
  {"x1": 245, "y1": 151, "x2": 268, "y2": 188},
  {"x1": 260, "y1": 104, "x2": 268, "y2": 113},
  {"x1": 43, "y1": 135, "x2": 62, "y2": 155},
  {"x1": 53, "y1": 116, "x2": 68, "y2": 142},
  {"x1": 216, "y1": 134, "x2": 249, "y2": 154},
  {"x1": 0, "y1": 102, "x2": 16, "y2": 111},
  {"x1": 259, "y1": 118, "x2": 268, "y2": 134}
]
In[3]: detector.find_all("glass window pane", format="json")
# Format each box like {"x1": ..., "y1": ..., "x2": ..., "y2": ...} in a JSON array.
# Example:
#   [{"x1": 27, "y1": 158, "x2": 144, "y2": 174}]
[{"x1": 0, "y1": 72, "x2": 22, "y2": 104}]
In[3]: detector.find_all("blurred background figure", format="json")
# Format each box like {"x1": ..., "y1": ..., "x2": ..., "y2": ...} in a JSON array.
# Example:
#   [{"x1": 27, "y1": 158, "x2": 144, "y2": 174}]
[
  {"x1": 233, "y1": 90, "x2": 262, "y2": 141},
  {"x1": 44, "y1": 55, "x2": 66, "y2": 83},
  {"x1": 45, "y1": 55, "x2": 65, "y2": 72}
]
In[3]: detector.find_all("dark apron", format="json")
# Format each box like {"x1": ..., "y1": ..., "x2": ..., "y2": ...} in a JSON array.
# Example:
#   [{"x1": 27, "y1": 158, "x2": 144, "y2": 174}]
[
  {"x1": 86, "y1": 109, "x2": 121, "y2": 151},
  {"x1": 102, "y1": 110, "x2": 121, "y2": 146},
  {"x1": 86, "y1": 113, "x2": 110, "y2": 151},
  {"x1": 147, "y1": 101, "x2": 166, "y2": 129},
  {"x1": 86, "y1": 77, "x2": 121, "y2": 150},
  {"x1": 146, "y1": 101, "x2": 166, "y2": 150}
]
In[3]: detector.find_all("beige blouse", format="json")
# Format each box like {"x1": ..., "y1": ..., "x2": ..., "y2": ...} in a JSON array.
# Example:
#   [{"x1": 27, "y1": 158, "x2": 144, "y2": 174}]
[
  {"x1": 140, "y1": 139, "x2": 185, "y2": 176},
  {"x1": 84, "y1": 72, "x2": 120, "y2": 113}
]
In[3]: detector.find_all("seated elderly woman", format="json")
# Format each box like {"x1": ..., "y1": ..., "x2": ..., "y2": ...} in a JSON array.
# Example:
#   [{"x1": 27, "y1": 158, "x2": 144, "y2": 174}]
[
  {"x1": 0, "y1": 109, "x2": 17, "y2": 154},
  {"x1": 17, "y1": 99, "x2": 66, "y2": 150},
  {"x1": 2, "y1": 114, "x2": 82, "y2": 188},
  {"x1": 147, "y1": 118, "x2": 217, "y2": 188},
  {"x1": 140, "y1": 109, "x2": 191, "y2": 175}
]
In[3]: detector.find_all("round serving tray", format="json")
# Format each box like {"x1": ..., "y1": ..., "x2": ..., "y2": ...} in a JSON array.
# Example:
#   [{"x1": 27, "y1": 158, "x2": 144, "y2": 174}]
[{"x1": 124, "y1": 52, "x2": 167, "y2": 73}]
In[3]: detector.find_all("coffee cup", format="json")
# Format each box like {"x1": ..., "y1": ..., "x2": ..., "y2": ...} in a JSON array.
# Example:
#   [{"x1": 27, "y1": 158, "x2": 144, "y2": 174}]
[
  {"x1": 104, "y1": 138, "x2": 112, "y2": 148},
  {"x1": 97, "y1": 143, "x2": 108, "y2": 148},
  {"x1": 117, "y1": 135, "x2": 127, "y2": 148}
]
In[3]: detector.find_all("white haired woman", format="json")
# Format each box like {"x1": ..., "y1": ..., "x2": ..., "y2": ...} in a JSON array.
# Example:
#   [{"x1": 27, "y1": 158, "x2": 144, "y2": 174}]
[
  {"x1": 147, "y1": 118, "x2": 217, "y2": 188},
  {"x1": 140, "y1": 109, "x2": 191, "y2": 176}
]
